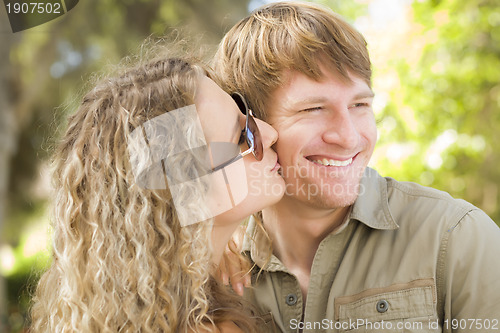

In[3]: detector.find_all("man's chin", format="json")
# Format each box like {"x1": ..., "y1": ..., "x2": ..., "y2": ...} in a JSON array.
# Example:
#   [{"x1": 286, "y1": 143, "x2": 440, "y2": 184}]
[
  {"x1": 308, "y1": 190, "x2": 358, "y2": 210},
  {"x1": 284, "y1": 180, "x2": 361, "y2": 209}
]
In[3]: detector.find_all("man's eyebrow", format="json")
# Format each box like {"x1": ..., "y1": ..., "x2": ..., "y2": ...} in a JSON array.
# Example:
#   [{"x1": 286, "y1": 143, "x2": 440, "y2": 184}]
[
  {"x1": 354, "y1": 90, "x2": 375, "y2": 99},
  {"x1": 286, "y1": 91, "x2": 375, "y2": 108},
  {"x1": 286, "y1": 96, "x2": 328, "y2": 108}
]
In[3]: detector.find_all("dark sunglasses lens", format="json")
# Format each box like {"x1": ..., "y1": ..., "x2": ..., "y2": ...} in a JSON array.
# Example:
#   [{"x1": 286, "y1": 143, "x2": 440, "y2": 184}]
[
  {"x1": 231, "y1": 93, "x2": 263, "y2": 161},
  {"x1": 232, "y1": 93, "x2": 247, "y2": 115},
  {"x1": 246, "y1": 111, "x2": 263, "y2": 161}
]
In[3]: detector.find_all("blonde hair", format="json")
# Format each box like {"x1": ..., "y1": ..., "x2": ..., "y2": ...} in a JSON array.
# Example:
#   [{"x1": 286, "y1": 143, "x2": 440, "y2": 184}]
[
  {"x1": 213, "y1": 1, "x2": 371, "y2": 120},
  {"x1": 30, "y1": 47, "x2": 257, "y2": 332}
]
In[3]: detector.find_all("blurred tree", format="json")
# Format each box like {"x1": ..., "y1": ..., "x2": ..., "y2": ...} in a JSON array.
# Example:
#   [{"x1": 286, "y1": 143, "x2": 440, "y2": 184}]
[
  {"x1": 375, "y1": 0, "x2": 500, "y2": 223},
  {"x1": 0, "y1": 11, "x2": 22, "y2": 331}
]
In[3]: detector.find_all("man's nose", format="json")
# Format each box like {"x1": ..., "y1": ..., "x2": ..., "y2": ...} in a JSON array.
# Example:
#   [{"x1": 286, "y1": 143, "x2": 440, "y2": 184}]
[{"x1": 321, "y1": 109, "x2": 359, "y2": 149}]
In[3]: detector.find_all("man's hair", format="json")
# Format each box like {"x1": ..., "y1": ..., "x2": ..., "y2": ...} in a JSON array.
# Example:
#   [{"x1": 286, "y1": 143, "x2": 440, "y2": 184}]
[{"x1": 213, "y1": 1, "x2": 371, "y2": 120}]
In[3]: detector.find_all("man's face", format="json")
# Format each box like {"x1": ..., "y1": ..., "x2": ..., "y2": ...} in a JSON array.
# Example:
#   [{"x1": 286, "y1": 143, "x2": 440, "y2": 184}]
[{"x1": 266, "y1": 63, "x2": 377, "y2": 209}]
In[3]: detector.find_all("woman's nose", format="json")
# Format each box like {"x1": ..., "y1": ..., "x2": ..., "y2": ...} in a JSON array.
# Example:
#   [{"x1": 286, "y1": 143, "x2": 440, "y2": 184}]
[{"x1": 255, "y1": 118, "x2": 278, "y2": 148}]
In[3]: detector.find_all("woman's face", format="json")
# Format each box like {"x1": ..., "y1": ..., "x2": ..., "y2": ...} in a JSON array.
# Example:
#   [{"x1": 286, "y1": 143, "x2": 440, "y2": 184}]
[{"x1": 195, "y1": 76, "x2": 285, "y2": 224}]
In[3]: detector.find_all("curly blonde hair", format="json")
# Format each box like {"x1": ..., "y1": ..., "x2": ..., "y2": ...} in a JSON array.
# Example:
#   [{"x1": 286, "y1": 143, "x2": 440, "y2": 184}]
[{"x1": 30, "y1": 48, "x2": 257, "y2": 332}]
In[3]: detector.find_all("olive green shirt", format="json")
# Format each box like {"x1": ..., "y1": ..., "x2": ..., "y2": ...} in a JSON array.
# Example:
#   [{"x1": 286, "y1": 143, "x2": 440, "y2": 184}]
[{"x1": 243, "y1": 167, "x2": 500, "y2": 332}]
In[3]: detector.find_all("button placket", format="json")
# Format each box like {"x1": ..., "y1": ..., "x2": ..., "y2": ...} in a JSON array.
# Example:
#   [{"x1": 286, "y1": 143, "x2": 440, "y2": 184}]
[{"x1": 279, "y1": 273, "x2": 303, "y2": 332}]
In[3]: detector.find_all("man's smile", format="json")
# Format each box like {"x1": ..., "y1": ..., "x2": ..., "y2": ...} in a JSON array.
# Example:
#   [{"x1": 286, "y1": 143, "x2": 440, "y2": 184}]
[{"x1": 305, "y1": 154, "x2": 357, "y2": 167}]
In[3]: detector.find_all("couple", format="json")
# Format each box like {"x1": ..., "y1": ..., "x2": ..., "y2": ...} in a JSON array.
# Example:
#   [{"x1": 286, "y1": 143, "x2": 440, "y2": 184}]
[{"x1": 31, "y1": 2, "x2": 500, "y2": 332}]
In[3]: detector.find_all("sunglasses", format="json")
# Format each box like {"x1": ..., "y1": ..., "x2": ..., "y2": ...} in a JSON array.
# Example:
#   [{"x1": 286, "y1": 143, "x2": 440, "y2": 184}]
[{"x1": 211, "y1": 92, "x2": 263, "y2": 172}]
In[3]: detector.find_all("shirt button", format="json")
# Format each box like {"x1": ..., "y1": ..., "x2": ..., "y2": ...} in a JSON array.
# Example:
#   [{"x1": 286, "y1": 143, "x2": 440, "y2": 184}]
[
  {"x1": 376, "y1": 299, "x2": 389, "y2": 313},
  {"x1": 285, "y1": 293, "x2": 298, "y2": 306}
]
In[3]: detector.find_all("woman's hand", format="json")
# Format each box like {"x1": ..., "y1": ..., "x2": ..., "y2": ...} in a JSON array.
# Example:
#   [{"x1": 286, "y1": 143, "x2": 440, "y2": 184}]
[{"x1": 216, "y1": 228, "x2": 251, "y2": 296}]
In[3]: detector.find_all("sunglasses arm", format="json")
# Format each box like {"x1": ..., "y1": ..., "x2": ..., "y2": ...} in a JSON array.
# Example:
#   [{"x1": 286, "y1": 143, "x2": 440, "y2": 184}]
[{"x1": 210, "y1": 147, "x2": 253, "y2": 173}]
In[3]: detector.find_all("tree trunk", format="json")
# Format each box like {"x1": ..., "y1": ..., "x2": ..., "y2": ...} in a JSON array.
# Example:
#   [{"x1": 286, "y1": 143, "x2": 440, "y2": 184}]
[{"x1": 0, "y1": 16, "x2": 20, "y2": 331}]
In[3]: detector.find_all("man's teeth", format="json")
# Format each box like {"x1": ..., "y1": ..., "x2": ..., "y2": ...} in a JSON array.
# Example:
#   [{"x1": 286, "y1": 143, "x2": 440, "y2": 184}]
[{"x1": 313, "y1": 157, "x2": 353, "y2": 167}]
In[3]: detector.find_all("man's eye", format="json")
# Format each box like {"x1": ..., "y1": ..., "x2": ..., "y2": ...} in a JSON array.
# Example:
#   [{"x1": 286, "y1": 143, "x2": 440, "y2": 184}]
[
  {"x1": 351, "y1": 102, "x2": 369, "y2": 108},
  {"x1": 301, "y1": 106, "x2": 323, "y2": 112}
]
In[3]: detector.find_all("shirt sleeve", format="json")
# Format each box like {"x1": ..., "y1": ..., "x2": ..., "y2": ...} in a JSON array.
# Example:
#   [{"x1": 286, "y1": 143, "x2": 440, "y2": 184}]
[{"x1": 443, "y1": 208, "x2": 500, "y2": 331}]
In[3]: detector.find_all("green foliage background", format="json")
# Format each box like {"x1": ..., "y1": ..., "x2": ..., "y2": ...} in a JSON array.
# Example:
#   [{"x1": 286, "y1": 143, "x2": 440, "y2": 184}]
[
  {"x1": 374, "y1": 0, "x2": 500, "y2": 221},
  {"x1": 0, "y1": 0, "x2": 498, "y2": 331}
]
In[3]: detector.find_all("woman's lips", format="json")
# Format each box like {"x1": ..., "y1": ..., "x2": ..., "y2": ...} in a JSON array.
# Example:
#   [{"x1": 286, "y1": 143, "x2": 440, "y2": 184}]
[{"x1": 271, "y1": 161, "x2": 281, "y2": 172}]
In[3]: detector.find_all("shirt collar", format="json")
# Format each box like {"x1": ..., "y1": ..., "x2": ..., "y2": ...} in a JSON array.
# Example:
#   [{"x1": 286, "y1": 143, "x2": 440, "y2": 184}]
[{"x1": 351, "y1": 167, "x2": 399, "y2": 230}]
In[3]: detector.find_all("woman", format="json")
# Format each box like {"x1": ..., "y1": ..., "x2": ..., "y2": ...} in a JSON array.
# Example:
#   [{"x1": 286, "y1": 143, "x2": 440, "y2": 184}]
[{"x1": 30, "y1": 49, "x2": 285, "y2": 332}]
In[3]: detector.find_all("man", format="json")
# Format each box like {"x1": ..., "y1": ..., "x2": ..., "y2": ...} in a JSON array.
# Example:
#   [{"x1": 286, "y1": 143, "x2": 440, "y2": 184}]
[{"x1": 214, "y1": 2, "x2": 500, "y2": 332}]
